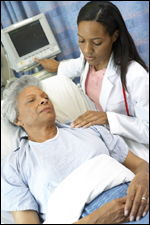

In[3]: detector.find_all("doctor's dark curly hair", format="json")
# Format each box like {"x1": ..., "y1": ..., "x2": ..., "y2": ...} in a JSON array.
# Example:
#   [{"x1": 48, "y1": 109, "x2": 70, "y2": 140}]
[{"x1": 77, "y1": 1, "x2": 148, "y2": 91}]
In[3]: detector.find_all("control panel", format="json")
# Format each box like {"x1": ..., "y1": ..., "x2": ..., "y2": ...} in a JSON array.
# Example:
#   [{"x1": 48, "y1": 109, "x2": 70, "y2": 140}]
[{"x1": 17, "y1": 45, "x2": 59, "y2": 70}]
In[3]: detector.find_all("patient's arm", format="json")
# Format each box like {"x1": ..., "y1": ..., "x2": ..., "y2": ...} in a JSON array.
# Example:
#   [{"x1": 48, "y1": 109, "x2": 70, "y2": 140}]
[{"x1": 11, "y1": 210, "x2": 40, "y2": 224}]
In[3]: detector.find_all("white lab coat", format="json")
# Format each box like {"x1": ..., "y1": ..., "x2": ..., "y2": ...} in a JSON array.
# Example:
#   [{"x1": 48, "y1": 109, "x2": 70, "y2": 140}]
[{"x1": 57, "y1": 52, "x2": 149, "y2": 145}]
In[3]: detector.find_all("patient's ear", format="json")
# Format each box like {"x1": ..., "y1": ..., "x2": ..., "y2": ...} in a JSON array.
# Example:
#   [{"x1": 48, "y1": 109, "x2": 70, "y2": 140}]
[{"x1": 14, "y1": 118, "x2": 22, "y2": 127}]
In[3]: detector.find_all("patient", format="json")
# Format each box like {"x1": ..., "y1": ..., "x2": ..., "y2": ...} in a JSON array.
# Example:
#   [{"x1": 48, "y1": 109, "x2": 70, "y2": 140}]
[{"x1": 1, "y1": 75, "x2": 149, "y2": 224}]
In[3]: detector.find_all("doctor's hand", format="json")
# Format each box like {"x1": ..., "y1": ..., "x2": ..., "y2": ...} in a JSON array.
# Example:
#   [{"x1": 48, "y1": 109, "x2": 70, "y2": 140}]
[
  {"x1": 70, "y1": 111, "x2": 108, "y2": 128},
  {"x1": 33, "y1": 57, "x2": 60, "y2": 73},
  {"x1": 124, "y1": 171, "x2": 149, "y2": 222}
]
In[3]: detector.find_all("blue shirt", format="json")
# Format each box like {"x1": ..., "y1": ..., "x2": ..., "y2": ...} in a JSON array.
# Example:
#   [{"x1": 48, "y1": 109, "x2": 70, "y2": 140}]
[{"x1": 1, "y1": 124, "x2": 128, "y2": 222}]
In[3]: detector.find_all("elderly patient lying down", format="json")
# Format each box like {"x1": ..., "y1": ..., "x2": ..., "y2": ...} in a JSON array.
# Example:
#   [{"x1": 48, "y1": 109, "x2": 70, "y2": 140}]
[{"x1": 1, "y1": 75, "x2": 149, "y2": 224}]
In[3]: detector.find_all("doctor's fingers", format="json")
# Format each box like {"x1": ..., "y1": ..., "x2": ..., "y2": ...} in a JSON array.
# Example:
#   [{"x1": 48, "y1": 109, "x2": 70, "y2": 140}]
[
  {"x1": 33, "y1": 57, "x2": 49, "y2": 66},
  {"x1": 33, "y1": 57, "x2": 43, "y2": 64},
  {"x1": 33, "y1": 58, "x2": 57, "y2": 73},
  {"x1": 71, "y1": 111, "x2": 101, "y2": 128}
]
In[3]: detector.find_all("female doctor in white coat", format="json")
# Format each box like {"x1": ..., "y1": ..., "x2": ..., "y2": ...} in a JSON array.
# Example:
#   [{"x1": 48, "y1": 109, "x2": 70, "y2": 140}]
[{"x1": 34, "y1": 1, "x2": 149, "y2": 145}]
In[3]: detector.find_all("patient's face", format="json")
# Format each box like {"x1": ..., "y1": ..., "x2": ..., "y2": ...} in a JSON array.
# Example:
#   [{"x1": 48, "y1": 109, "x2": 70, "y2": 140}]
[{"x1": 15, "y1": 86, "x2": 56, "y2": 130}]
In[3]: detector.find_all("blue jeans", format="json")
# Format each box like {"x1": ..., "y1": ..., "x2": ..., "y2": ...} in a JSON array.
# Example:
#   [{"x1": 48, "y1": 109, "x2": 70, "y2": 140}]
[{"x1": 80, "y1": 182, "x2": 149, "y2": 224}]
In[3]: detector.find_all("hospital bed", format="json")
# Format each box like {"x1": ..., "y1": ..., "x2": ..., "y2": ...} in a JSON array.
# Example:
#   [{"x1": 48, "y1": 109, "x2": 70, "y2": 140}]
[{"x1": 1, "y1": 74, "x2": 149, "y2": 224}]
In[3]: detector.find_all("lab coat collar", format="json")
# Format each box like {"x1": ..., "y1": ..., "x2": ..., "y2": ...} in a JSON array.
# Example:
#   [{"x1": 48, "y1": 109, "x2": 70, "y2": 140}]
[
  {"x1": 81, "y1": 53, "x2": 117, "y2": 89},
  {"x1": 100, "y1": 53, "x2": 119, "y2": 111},
  {"x1": 105, "y1": 53, "x2": 118, "y2": 77}
]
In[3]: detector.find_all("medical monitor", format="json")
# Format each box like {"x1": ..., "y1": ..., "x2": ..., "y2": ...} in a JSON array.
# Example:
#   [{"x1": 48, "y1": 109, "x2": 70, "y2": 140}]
[{"x1": 1, "y1": 13, "x2": 61, "y2": 72}]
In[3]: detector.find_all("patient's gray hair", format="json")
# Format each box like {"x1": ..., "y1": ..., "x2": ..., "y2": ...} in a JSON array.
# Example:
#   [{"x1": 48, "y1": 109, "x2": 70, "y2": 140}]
[{"x1": 2, "y1": 75, "x2": 44, "y2": 126}]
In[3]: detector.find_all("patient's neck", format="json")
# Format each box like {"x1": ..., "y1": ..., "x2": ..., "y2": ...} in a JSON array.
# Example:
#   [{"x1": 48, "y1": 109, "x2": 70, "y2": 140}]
[{"x1": 27, "y1": 124, "x2": 58, "y2": 143}]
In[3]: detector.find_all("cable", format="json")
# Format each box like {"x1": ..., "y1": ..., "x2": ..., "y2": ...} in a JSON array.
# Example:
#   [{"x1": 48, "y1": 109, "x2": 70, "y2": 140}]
[{"x1": 4, "y1": 47, "x2": 18, "y2": 88}]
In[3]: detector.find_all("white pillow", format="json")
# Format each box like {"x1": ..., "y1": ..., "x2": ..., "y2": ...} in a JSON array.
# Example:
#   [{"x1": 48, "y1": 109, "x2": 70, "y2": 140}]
[
  {"x1": 42, "y1": 75, "x2": 97, "y2": 123},
  {"x1": 1, "y1": 75, "x2": 96, "y2": 162}
]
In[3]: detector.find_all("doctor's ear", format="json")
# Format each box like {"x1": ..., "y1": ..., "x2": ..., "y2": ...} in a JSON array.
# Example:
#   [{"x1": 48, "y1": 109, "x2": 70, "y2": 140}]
[{"x1": 112, "y1": 30, "x2": 119, "y2": 42}]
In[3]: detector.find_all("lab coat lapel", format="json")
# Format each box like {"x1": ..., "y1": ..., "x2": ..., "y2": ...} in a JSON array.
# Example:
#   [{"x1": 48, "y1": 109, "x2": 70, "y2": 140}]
[
  {"x1": 80, "y1": 59, "x2": 89, "y2": 93},
  {"x1": 100, "y1": 54, "x2": 117, "y2": 112}
]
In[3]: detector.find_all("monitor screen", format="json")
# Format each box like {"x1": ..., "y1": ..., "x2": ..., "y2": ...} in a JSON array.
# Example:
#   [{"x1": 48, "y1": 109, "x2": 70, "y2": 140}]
[
  {"x1": 1, "y1": 13, "x2": 61, "y2": 72},
  {"x1": 9, "y1": 21, "x2": 49, "y2": 57}
]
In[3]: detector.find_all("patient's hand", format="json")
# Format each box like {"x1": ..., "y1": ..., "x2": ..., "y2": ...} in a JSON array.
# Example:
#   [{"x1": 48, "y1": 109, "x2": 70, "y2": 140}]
[
  {"x1": 70, "y1": 111, "x2": 108, "y2": 128},
  {"x1": 73, "y1": 196, "x2": 130, "y2": 224},
  {"x1": 33, "y1": 58, "x2": 60, "y2": 73},
  {"x1": 94, "y1": 196, "x2": 130, "y2": 224},
  {"x1": 124, "y1": 171, "x2": 149, "y2": 222}
]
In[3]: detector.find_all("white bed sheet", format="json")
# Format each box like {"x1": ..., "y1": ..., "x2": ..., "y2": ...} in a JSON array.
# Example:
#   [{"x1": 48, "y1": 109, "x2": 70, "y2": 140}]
[{"x1": 44, "y1": 154, "x2": 135, "y2": 224}]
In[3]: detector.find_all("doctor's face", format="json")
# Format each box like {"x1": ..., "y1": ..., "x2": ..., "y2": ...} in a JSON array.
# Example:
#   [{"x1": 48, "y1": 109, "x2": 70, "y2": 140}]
[{"x1": 78, "y1": 21, "x2": 119, "y2": 69}]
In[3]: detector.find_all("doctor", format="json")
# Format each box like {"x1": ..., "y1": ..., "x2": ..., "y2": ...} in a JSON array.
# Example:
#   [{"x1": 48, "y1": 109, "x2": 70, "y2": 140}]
[{"x1": 34, "y1": 1, "x2": 149, "y2": 145}]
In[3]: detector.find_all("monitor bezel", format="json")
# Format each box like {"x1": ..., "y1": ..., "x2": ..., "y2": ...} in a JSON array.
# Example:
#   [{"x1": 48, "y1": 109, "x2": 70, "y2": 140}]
[{"x1": 1, "y1": 13, "x2": 61, "y2": 72}]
